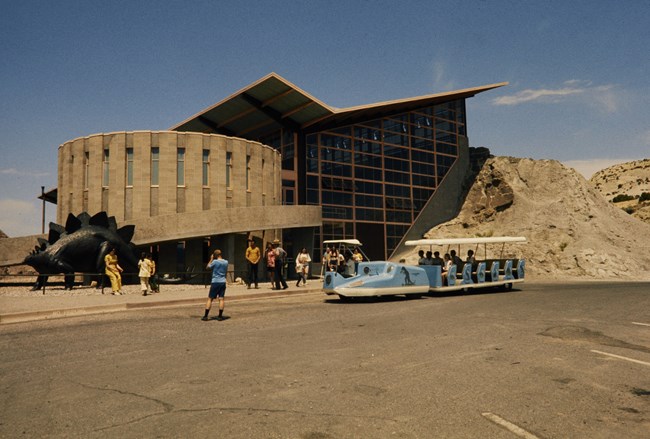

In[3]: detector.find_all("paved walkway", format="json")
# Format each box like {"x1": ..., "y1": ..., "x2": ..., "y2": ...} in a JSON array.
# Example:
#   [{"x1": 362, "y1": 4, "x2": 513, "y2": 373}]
[{"x1": 0, "y1": 281, "x2": 323, "y2": 325}]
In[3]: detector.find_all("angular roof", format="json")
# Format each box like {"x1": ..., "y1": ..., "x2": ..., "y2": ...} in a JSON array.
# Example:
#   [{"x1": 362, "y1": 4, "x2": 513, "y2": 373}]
[{"x1": 171, "y1": 73, "x2": 507, "y2": 139}]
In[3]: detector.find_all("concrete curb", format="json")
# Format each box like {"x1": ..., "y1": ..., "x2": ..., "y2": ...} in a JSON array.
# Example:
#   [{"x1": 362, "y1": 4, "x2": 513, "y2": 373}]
[{"x1": 0, "y1": 287, "x2": 322, "y2": 325}]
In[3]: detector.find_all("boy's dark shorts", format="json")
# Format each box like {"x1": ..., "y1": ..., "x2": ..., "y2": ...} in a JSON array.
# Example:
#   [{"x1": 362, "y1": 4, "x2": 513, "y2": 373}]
[{"x1": 208, "y1": 283, "x2": 226, "y2": 299}]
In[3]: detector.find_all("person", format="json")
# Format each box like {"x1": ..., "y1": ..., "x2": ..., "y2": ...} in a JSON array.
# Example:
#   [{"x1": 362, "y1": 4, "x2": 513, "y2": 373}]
[
  {"x1": 442, "y1": 253, "x2": 452, "y2": 274},
  {"x1": 352, "y1": 248, "x2": 363, "y2": 274},
  {"x1": 450, "y1": 249, "x2": 463, "y2": 267},
  {"x1": 337, "y1": 250, "x2": 347, "y2": 275},
  {"x1": 322, "y1": 246, "x2": 332, "y2": 276},
  {"x1": 202, "y1": 249, "x2": 228, "y2": 321},
  {"x1": 104, "y1": 247, "x2": 123, "y2": 295},
  {"x1": 417, "y1": 250, "x2": 426, "y2": 265},
  {"x1": 432, "y1": 251, "x2": 444, "y2": 266},
  {"x1": 295, "y1": 248, "x2": 311, "y2": 286},
  {"x1": 328, "y1": 249, "x2": 339, "y2": 272},
  {"x1": 245, "y1": 239, "x2": 261, "y2": 289},
  {"x1": 272, "y1": 239, "x2": 288, "y2": 290},
  {"x1": 148, "y1": 254, "x2": 159, "y2": 293},
  {"x1": 423, "y1": 251, "x2": 434, "y2": 265},
  {"x1": 138, "y1": 252, "x2": 153, "y2": 296},
  {"x1": 264, "y1": 242, "x2": 275, "y2": 286},
  {"x1": 466, "y1": 249, "x2": 476, "y2": 265}
]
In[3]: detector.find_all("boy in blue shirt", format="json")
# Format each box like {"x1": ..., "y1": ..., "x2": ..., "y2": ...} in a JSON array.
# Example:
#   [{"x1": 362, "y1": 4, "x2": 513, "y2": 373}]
[{"x1": 203, "y1": 249, "x2": 228, "y2": 321}]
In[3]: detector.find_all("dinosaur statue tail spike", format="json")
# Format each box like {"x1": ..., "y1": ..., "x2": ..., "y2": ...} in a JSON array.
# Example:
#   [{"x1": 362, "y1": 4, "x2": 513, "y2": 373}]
[
  {"x1": 117, "y1": 225, "x2": 135, "y2": 244},
  {"x1": 49, "y1": 223, "x2": 65, "y2": 243}
]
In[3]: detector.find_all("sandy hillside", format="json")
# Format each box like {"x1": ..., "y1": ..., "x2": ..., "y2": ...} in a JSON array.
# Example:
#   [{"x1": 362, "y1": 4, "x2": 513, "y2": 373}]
[
  {"x1": 590, "y1": 158, "x2": 650, "y2": 224},
  {"x1": 421, "y1": 156, "x2": 650, "y2": 281}
]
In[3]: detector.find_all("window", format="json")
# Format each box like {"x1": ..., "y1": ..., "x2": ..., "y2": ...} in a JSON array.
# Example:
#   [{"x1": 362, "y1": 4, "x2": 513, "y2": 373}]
[
  {"x1": 177, "y1": 148, "x2": 185, "y2": 186},
  {"x1": 226, "y1": 152, "x2": 232, "y2": 188},
  {"x1": 246, "y1": 155, "x2": 251, "y2": 191},
  {"x1": 126, "y1": 148, "x2": 134, "y2": 187},
  {"x1": 102, "y1": 149, "x2": 109, "y2": 187},
  {"x1": 151, "y1": 147, "x2": 159, "y2": 186},
  {"x1": 202, "y1": 149, "x2": 210, "y2": 186},
  {"x1": 84, "y1": 151, "x2": 89, "y2": 190}
]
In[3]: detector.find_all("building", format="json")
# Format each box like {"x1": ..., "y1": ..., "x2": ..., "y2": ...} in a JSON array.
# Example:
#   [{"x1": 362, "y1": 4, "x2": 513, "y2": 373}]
[
  {"x1": 169, "y1": 73, "x2": 505, "y2": 262},
  {"x1": 2, "y1": 73, "x2": 505, "y2": 278}
]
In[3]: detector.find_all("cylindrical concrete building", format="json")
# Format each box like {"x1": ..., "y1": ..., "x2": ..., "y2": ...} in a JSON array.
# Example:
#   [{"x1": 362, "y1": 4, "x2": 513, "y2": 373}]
[
  {"x1": 56, "y1": 130, "x2": 321, "y2": 278},
  {"x1": 57, "y1": 131, "x2": 282, "y2": 224}
]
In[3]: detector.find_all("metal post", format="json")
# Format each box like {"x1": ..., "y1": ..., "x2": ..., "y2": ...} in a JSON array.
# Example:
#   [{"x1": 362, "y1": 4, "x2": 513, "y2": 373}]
[{"x1": 41, "y1": 186, "x2": 45, "y2": 234}]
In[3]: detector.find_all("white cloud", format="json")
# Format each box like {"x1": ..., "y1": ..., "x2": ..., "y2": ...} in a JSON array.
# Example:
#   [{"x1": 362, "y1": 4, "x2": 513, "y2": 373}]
[
  {"x1": 493, "y1": 80, "x2": 620, "y2": 113},
  {"x1": 430, "y1": 60, "x2": 455, "y2": 91},
  {"x1": 493, "y1": 86, "x2": 585, "y2": 106},
  {"x1": 0, "y1": 199, "x2": 44, "y2": 237},
  {"x1": 0, "y1": 168, "x2": 51, "y2": 178}
]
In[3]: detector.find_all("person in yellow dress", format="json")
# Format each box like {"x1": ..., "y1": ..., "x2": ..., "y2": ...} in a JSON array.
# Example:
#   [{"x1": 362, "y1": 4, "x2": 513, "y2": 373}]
[
  {"x1": 245, "y1": 239, "x2": 261, "y2": 289},
  {"x1": 104, "y1": 248, "x2": 124, "y2": 295}
]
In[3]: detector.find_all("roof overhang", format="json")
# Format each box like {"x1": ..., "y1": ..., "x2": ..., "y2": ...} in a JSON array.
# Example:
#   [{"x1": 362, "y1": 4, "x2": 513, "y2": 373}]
[
  {"x1": 171, "y1": 73, "x2": 507, "y2": 139},
  {"x1": 38, "y1": 188, "x2": 58, "y2": 205},
  {"x1": 171, "y1": 73, "x2": 336, "y2": 139}
]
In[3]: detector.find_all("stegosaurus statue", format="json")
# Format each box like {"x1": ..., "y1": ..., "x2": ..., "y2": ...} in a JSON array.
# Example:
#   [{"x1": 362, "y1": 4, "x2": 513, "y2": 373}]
[{"x1": 24, "y1": 211, "x2": 139, "y2": 290}]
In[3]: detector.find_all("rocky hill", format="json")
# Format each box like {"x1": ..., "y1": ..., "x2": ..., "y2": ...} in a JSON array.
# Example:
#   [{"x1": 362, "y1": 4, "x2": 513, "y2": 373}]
[
  {"x1": 590, "y1": 158, "x2": 650, "y2": 224},
  {"x1": 422, "y1": 157, "x2": 650, "y2": 280}
]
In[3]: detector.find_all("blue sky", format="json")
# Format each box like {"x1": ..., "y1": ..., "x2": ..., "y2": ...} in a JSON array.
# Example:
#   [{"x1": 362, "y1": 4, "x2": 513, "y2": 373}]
[{"x1": 1, "y1": 0, "x2": 649, "y2": 237}]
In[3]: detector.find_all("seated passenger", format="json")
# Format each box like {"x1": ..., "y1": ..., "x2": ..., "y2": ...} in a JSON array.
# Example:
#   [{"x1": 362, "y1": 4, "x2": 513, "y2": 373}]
[
  {"x1": 450, "y1": 249, "x2": 463, "y2": 267},
  {"x1": 441, "y1": 253, "x2": 452, "y2": 285},
  {"x1": 328, "y1": 249, "x2": 340, "y2": 272},
  {"x1": 431, "y1": 251, "x2": 444, "y2": 266},
  {"x1": 337, "y1": 251, "x2": 347, "y2": 275},
  {"x1": 417, "y1": 250, "x2": 426, "y2": 265},
  {"x1": 422, "y1": 251, "x2": 434, "y2": 265},
  {"x1": 466, "y1": 249, "x2": 476, "y2": 265}
]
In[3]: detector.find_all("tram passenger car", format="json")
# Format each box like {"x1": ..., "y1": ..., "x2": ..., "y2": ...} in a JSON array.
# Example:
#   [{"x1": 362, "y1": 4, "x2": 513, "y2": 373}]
[{"x1": 323, "y1": 237, "x2": 526, "y2": 300}]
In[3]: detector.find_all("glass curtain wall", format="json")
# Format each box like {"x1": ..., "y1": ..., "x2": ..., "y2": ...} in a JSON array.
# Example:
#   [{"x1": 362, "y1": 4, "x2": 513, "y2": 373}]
[
  {"x1": 259, "y1": 129, "x2": 296, "y2": 205},
  {"x1": 305, "y1": 100, "x2": 466, "y2": 261}
]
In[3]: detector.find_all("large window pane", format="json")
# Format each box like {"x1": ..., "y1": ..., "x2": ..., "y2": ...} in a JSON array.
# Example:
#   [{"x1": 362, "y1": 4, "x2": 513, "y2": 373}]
[
  {"x1": 385, "y1": 170, "x2": 410, "y2": 185},
  {"x1": 356, "y1": 208, "x2": 384, "y2": 222},
  {"x1": 354, "y1": 166, "x2": 382, "y2": 181},
  {"x1": 383, "y1": 145, "x2": 409, "y2": 159},
  {"x1": 436, "y1": 143, "x2": 457, "y2": 155}
]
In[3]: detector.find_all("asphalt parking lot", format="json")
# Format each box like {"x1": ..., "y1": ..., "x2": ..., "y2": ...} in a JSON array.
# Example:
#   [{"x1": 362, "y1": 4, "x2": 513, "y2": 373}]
[{"x1": 1, "y1": 281, "x2": 648, "y2": 438}]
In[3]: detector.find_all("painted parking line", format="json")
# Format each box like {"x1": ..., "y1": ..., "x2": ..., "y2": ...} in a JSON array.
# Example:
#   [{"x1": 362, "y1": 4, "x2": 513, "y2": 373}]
[
  {"x1": 481, "y1": 412, "x2": 540, "y2": 439},
  {"x1": 591, "y1": 350, "x2": 650, "y2": 367},
  {"x1": 632, "y1": 322, "x2": 650, "y2": 327}
]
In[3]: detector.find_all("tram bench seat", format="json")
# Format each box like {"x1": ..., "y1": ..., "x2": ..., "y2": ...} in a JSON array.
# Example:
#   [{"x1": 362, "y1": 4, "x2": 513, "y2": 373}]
[{"x1": 456, "y1": 259, "x2": 523, "y2": 283}]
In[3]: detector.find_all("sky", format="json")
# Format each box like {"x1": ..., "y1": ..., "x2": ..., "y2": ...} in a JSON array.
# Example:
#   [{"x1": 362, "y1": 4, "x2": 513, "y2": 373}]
[{"x1": 1, "y1": 0, "x2": 649, "y2": 237}]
